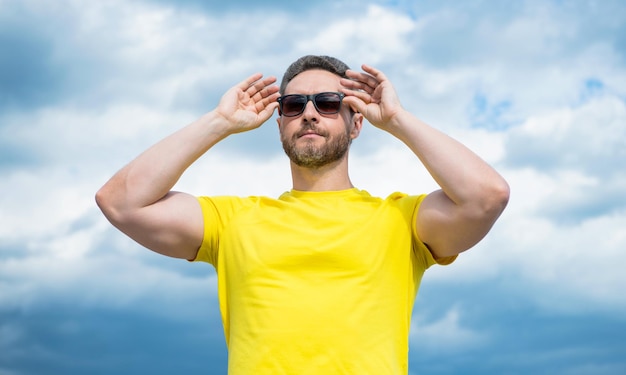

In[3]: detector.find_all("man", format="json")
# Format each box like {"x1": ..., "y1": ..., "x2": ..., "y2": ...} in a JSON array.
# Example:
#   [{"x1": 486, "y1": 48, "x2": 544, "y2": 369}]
[{"x1": 96, "y1": 55, "x2": 509, "y2": 374}]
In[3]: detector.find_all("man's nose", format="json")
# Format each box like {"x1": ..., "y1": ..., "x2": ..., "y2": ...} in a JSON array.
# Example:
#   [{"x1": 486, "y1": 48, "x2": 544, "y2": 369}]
[{"x1": 301, "y1": 99, "x2": 319, "y2": 121}]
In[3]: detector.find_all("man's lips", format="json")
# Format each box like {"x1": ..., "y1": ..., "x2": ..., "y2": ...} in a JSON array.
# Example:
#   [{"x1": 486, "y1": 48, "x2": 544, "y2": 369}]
[{"x1": 297, "y1": 130, "x2": 324, "y2": 138}]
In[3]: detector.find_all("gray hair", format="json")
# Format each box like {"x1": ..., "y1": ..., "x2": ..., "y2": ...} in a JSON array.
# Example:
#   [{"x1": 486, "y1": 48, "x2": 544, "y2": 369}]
[{"x1": 279, "y1": 55, "x2": 350, "y2": 94}]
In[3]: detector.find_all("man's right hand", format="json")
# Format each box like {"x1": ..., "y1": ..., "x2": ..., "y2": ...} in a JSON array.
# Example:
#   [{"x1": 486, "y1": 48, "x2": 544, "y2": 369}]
[{"x1": 213, "y1": 73, "x2": 280, "y2": 135}]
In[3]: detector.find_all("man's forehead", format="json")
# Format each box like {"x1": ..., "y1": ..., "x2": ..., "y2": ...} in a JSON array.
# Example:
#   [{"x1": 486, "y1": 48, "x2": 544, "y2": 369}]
[{"x1": 283, "y1": 69, "x2": 342, "y2": 94}]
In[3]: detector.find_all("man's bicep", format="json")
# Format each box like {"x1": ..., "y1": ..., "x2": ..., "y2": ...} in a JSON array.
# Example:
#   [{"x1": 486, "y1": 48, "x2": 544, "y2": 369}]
[
  {"x1": 117, "y1": 191, "x2": 205, "y2": 260},
  {"x1": 416, "y1": 190, "x2": 493, "y2": 259}
]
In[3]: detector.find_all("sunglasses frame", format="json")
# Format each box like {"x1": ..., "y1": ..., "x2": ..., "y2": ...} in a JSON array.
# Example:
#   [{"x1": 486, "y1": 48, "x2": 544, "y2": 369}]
[{"x1": 277, "y1": 92, "x2": 346, "y2": 117}]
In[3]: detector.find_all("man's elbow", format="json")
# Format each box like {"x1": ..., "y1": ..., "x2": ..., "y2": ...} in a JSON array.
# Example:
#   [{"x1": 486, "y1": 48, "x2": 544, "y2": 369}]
[
  {"x1": 483, "y1": 178, "x2": 510, "y2": 220},
  {"x1": 95, "y1": 184, "x2": 126, "y2": 226},
  {"x1": 452, "y1": 180, "x2": 510, "y2": 255}
]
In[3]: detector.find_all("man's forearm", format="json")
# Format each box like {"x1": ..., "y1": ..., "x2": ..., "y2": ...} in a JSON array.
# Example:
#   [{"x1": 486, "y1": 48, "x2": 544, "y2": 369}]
[
  {"x1": 387, "y1": 109, "x2": 508, "y2": 209},
  {"x1": 96, "y1": 111, "x2": 230, "y2": 214}
]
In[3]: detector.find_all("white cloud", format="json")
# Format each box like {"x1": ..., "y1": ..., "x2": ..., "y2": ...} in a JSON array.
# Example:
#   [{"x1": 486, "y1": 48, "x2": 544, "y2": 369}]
[
  {"x1": 0, "y1": 169, "x2": 97, "y2": 241},
  {"x1": 411, "y1": 306, "x2": 489, "y2": 353},
  {"x1": 506, "y1": 96, "x2": 626, "y2": 176},
  {"x1": 296, "y1": 5, "x2": 415, "y2": 65},
  {"x1": 502, "y1": 210, "x2": 626, "y2": 312},
  {"x1": 0, "y1": 220, "x2": 217, "y2": 317}
]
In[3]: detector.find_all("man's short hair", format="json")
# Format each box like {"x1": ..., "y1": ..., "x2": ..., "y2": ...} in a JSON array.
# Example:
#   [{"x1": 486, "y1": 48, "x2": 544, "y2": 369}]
[{"x1": 280, "y1": 55, "x2": 350, "y2": 94}]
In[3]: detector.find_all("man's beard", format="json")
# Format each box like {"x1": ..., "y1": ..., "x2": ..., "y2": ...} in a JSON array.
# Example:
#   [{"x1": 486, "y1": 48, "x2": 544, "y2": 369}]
[{"x1": 281, "y1": 124, "x2": 352, "y2": 169}]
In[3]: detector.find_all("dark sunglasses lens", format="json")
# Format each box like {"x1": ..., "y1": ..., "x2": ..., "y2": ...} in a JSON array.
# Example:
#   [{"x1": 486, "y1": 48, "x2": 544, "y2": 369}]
[
  {"x1": 282, "y1": 96, "x2": 307, "y2": 116},
  {"x1": 315, "y1": 93, "x2": 342, "y2": 114},
  {"x1": 280, "y1": 93, "x2": 343, "y2": 116}
]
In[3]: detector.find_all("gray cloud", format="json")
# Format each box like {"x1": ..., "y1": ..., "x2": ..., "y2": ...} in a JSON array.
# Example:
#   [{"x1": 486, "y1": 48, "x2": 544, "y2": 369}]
[
  {"x1": 0, "y1": 13, "x2": 69, "y2": 111},
  {"x1": 0, "y1": 308, "x2": 227, "y2": 375},
  {"x1": 413, "y1": 281, "x2": 626, "y2": 374}
]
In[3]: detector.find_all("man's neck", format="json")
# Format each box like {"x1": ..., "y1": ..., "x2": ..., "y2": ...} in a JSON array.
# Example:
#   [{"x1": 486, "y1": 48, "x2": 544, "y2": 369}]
[{"x1": 289, "y1": 158, "x2": 354, "y2": 192}]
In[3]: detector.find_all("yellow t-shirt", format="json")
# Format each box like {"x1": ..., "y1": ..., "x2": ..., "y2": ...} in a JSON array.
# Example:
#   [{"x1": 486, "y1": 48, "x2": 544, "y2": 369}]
[{"x1": 194, "y1": 188, "x2": 454, "y2": 375}]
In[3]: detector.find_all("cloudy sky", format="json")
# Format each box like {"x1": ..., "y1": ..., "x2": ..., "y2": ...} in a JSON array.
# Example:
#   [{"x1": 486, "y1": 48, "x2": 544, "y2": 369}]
[{"x1": 1, "y1": 0, "x2": 625, "y2": 374}]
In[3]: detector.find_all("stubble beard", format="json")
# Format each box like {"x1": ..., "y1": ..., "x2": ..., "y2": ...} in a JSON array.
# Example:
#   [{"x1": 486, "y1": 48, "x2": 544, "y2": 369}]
[{"x1": 281, "y1": 125, "x2": 352, "y2": 169}]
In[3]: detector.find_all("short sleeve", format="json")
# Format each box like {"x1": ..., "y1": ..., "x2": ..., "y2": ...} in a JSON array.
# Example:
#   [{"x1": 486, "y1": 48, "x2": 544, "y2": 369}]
[
  {"x1": 192, "y1": 196, "x2": 252, "y2": 266},
  {"x1": 193, "y1": 196, "x2": 221, "y2": 265}
]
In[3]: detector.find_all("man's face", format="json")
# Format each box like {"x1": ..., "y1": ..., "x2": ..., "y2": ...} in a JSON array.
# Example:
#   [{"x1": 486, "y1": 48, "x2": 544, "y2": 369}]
[{"x1": 277, "y1": 69, "x2": 360, "y2": 169}]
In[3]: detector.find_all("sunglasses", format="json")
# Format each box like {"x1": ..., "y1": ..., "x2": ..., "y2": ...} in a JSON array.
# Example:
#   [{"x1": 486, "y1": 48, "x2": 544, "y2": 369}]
[{"x1": 277, "y1": 92, "x2": 345, "y2": 117}]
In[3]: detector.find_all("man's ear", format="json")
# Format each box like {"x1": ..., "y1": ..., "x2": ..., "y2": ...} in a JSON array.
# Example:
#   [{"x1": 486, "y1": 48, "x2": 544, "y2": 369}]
[{"x1": 350, "y1": 112, "x2": 364, "y2": 139}]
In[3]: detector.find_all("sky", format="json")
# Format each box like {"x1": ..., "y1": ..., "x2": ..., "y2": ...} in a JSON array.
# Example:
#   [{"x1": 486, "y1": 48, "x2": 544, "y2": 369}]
[{"x1": 1, "y1": 0, "x2": 625, "y2": 374}]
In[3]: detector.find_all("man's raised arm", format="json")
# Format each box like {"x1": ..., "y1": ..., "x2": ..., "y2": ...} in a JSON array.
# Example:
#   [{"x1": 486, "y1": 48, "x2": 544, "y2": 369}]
[
  {"x1": 95, "y1": 74, "x2": 280, "y2": 259},
  {"x1": 342, "y1": 65, "x2": 510, "y2": 259}
]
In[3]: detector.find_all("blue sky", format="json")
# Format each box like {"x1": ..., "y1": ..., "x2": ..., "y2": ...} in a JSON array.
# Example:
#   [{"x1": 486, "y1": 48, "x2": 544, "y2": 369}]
[{"x1": 1, "y1": 0, "x2": 626, "y2": 374}]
